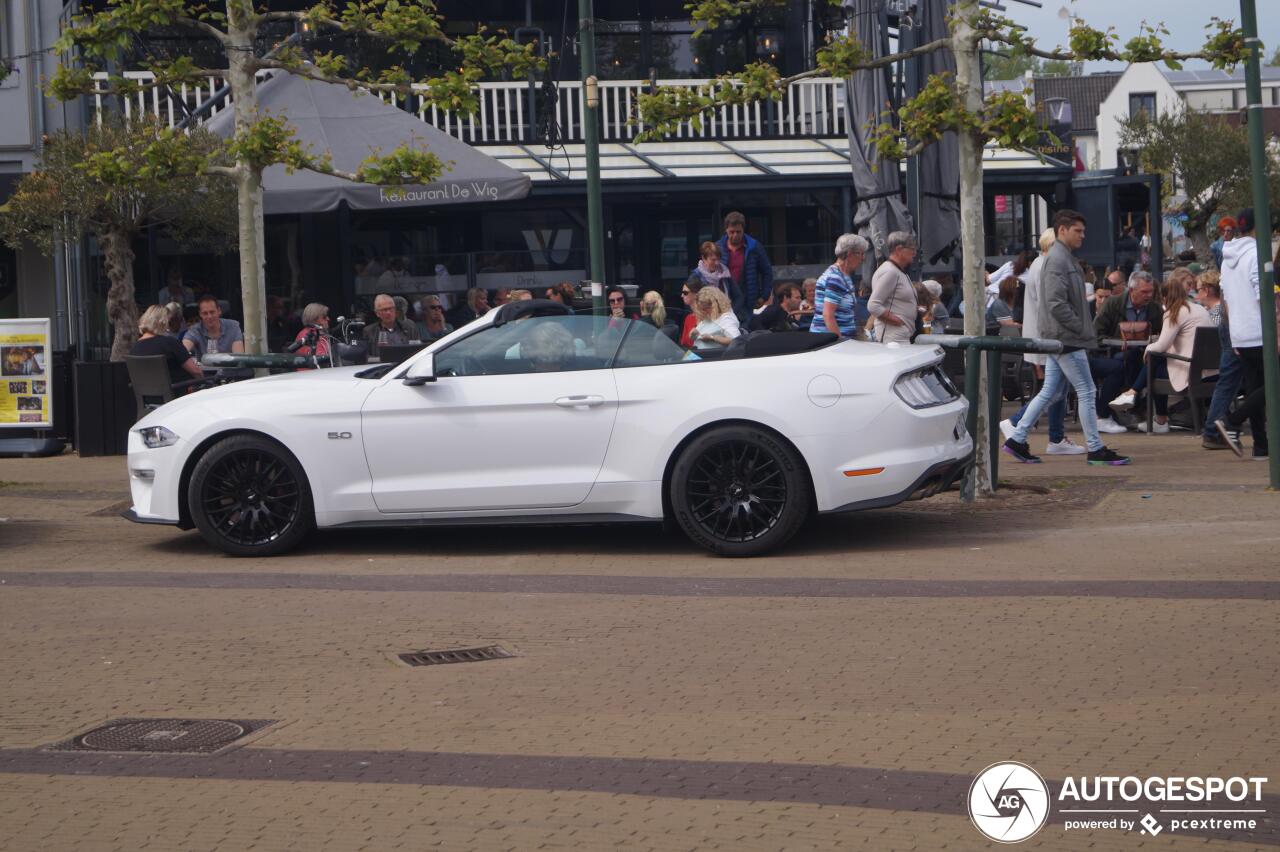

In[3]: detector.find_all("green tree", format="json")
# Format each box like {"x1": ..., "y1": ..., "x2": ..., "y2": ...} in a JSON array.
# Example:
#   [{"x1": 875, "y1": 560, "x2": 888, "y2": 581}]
[
  {"x1": 1119, "y1": 107, "x2": 1270, "y2": 261},
  {"x1": 0, "y1": 119, "x2": 236, "y2": 361},
  {"x1": 983, "y1": 51, "x2": 1080, "y2": 81},
  {"x1": 1268, "y1": 45, "x2": 1280, "y2": 66},
  {"x1": 49, "y1": 1, "x2": 544, "y2": 354},
  {"x1": 641, "y1": 2, "x2": 1247, "y2": 495}
]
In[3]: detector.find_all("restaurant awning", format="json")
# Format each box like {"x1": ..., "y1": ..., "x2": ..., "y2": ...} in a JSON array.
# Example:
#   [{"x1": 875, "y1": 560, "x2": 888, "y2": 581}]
[{"x1": 205, "y1": 72, "x2": 531, "y2": 215}]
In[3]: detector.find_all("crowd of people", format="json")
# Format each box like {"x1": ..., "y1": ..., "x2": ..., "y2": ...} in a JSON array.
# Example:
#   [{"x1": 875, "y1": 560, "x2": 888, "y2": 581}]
[
  {"x1": 126, "y1": 207, "x2": 1276, "y2": 465},
  {"x1": 1001, "y1": 207, "x2": 1275, "y2": 465}
]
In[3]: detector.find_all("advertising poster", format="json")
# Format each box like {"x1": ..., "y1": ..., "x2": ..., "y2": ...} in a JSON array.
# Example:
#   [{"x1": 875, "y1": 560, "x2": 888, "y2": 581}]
[{"x1": 0, "y1": 318, "x2": 52, "y2": 428}]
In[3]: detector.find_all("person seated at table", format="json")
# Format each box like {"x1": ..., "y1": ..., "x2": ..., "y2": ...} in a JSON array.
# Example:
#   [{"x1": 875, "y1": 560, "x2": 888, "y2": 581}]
[
  {"x1": 416, "y1": 295, "x2": 454, "y2": 342},
  {"x1": 183, "y1": 295, "x2": 245, "y2": 359},
  {"x1": 639, "y1": 290, "x2": 679, "y2": 341},
  {"x1": 164, "y1": 301, "x2": 186, "y2": 339},
  {"x1": 544, "y1": 281, "x2": 577, "y2": 306},
  {"x1": 1092, "y1": 270, "x2": 1161, "y2": 432},
  {"x1": 292, "y1": 302, "x2": 332, "y2": 366},
  {"x1": 985, "y1": 276, "x2": 1021, "y2": 328},
  {"x1": 508, "y1": 289, "x2": 534, "y2": 301},
  {"x1": 363, "y1": 293, "x2": 420, "y2": 357},
  {"x1": 447, "y1": 287, "x2": 490, "y2": 327},
  {"x1": 921, "y1": 280, "x2": 948, "y2": 334},
  {"x1": 1108, "y1": 268, "x2": 1211, "y2": 432},
  {"x1": 678, "y1": 278, "x2": 704, "y2": 347},
  {"x1": 689, "y1": 287, "x2": 741, "y2": 350},
  {"x1": 132, "y1": 305, "x2": 204, "y2": 386},
  {"x1": 752, "y1": 282, "x2": 804, "y2": 332}
]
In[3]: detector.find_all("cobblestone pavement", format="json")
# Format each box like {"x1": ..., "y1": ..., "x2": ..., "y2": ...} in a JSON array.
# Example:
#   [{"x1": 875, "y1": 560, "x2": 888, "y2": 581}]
[{"x1": 0, "y1": 425, "x2": 1276, "y2": 850}]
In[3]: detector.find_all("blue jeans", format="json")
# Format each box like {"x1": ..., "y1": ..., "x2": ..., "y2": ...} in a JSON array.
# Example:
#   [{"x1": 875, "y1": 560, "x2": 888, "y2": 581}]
[
  {"x1": 1009, "y1": 381, "x2": 1067, "y2": 443},
  {"x1": 1011, "y1": 349, "x2": 1102, "y2": 452},
  {"x1": 1129, "y1": 359, "x2": 1169, "y2": 417},
  {"x1": 1204, "y1": 324, "x2": 1244, "y2": 438}
]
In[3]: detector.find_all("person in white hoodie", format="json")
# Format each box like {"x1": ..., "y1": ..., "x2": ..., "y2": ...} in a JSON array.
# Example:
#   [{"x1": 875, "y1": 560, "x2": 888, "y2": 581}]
[{"x1": 1215, "y1": 208, "x2": 1269, "y2": 459}]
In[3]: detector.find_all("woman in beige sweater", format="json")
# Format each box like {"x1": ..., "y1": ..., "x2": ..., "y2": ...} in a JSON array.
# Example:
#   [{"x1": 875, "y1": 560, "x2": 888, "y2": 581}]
[
  {"x1": 867, "y1": 231, "x2": 919, "y2": 344},
  {"x1": 1108, "y1": 268, "x2": 1211, "y2": 432}
]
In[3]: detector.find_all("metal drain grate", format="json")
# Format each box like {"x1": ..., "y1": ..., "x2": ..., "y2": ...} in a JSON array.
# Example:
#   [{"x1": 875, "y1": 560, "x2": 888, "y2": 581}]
[
  {"x1": 398, "y1": 645, "x2": 514, "y2": 666},
  {"x1": 45, "y1": 718, "x2": 277, "y2": 754}
]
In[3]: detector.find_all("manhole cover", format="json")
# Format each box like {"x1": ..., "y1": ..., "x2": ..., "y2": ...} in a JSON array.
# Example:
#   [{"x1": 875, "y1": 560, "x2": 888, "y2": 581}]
[
  {"x1": 45, "y1": 718, "x2": 277, "y2": 754},
  {"x1": 398, "y1": 645, "x2": 514, "y2": 666}
]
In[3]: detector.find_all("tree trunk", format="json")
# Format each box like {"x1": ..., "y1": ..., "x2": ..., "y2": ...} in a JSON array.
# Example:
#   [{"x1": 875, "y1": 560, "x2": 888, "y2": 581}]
[
  {"x1": 100, "y1": 229, "x2": 138, "y2": 362},
  {"x1": 226, "y1": 8, "x2": 268, "y2": 355},
  {"x1": 952, "y1": 4, "x2": 994, "y2": 497},
  {"x1": 1188, "y1": 226, "x2": 1213, "y2": 265}
]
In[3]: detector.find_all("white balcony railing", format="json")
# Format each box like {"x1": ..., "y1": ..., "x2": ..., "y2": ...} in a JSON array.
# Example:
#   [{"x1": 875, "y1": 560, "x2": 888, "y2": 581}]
[{"x1": 92, "y1": 72, "x2": 851, "y2": 143}]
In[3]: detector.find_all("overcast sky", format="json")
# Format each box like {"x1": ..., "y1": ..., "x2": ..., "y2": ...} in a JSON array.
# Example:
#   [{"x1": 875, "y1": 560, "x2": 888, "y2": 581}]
[{"x1": 1002, "y1": 0, "x2": 1279, "y2": 70}]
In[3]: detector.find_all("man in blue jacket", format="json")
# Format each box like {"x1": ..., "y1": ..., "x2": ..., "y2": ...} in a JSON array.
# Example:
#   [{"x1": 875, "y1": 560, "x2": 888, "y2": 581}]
[{"x1": 716, "y1": 211, "x2": 774, "y2": 323}]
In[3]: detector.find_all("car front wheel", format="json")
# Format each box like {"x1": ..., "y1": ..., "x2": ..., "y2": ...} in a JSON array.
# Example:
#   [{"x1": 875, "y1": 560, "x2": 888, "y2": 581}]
[
  {"x1": 188, "y1": 434, "x2": 314, "y2": 557},
  {"x1": 669, "y1": 425, "x2": 811, "y2": 557}
]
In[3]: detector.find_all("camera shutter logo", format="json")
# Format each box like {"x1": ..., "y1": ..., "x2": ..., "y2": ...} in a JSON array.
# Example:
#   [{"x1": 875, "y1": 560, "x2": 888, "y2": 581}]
[{"x1": 968, "y1": 761, "x2": 1051, "y2": 843}]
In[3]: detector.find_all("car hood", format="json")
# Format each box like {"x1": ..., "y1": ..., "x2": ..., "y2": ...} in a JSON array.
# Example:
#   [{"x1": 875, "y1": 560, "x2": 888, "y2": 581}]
[{"x1": 135, "y1": 365, "x2": 375, "y2": 430}]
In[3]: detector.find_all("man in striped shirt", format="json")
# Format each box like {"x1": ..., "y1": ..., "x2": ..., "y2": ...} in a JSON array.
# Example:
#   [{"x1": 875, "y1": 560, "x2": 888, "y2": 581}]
[{"x1": 810, "y1": 233, "x2": 870, "y2": 338}]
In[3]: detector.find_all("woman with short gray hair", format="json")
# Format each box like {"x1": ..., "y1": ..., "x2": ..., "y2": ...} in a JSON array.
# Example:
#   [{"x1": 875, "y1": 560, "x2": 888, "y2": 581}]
[
  {"x1": 809, "y1": 234, "x2": 868, "y2": 338},
  {"x1": 868, "y1": 231, "x2": 919, "y2": 344}
]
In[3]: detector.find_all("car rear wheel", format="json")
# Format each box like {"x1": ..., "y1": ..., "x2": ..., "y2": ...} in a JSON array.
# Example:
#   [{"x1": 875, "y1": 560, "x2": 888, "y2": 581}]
[
  {"x1": 188, "y1": 435, "x2": 314, "y2": 557},
  {"x1": 669, "y1": 425, "x2": 811, "y2": 556}
]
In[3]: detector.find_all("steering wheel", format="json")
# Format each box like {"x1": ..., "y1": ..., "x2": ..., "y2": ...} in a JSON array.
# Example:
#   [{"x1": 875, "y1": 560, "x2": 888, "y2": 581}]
[{"x1": 437, "y1": 354, "x2": 485, "y2": 377}]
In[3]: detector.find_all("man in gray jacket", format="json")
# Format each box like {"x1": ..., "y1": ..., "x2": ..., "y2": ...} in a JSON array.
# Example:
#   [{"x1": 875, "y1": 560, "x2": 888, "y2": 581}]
[{"x1": 1003, "y1": 209, "x2": 1131, "y2": 466}]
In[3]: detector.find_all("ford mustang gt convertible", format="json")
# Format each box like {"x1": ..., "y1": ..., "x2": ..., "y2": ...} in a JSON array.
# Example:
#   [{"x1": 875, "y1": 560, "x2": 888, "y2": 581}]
[{"x1": 125, "y1": 300, "x2": 971, "y2": 557}]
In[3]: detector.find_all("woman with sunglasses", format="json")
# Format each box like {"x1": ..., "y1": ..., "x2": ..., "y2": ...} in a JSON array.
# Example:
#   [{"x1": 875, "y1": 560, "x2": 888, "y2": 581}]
[
  {"x1": 416, "y1": 295, "x2": 454, "y2": 342},
  {"x1": 678, "y1": 278, "x2": 705, "y2": 347}
]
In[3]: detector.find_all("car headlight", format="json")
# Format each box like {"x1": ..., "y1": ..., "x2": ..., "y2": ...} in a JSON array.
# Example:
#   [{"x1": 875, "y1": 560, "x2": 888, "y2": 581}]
[
  {"x1": 894, "y1": 365, "x2": 960, "y2": 409},
  {"x1": 137, "y1": 426, "x2": 179, "y2": 448}
]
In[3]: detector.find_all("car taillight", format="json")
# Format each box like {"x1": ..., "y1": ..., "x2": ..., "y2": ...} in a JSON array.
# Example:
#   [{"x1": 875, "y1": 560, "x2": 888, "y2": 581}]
[{"x1": 894, "y1": 365, "x2": 959, "y2": 409}]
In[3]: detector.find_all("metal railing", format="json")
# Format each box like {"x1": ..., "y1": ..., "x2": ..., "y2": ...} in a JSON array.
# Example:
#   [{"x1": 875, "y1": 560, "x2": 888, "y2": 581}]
[{"x1": 92, "y1": 73, "x2": 851, "y2": 142}]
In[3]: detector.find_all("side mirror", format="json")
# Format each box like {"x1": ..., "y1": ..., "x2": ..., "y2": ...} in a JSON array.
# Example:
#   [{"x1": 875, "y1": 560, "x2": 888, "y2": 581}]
[{"x1": 402, "y1": 352, "x2": 437, "y2": 386}]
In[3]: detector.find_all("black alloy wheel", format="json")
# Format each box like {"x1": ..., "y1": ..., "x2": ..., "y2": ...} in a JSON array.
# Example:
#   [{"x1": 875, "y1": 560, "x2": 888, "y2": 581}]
[
  {"x1": 188, "y1": 435, "x2": 314, "y2": 557},
  {"x1": 669, "y1": 425, "x2": 811, "y2": 556}
]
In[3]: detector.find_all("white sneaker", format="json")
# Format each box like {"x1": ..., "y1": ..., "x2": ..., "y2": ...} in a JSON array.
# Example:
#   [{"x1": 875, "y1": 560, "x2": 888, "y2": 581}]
[
  {"x1": 1045, "y1": 437, "x2": 1087, "y2": 455},
  {"x1": 1136, "y1": 420, "x2": 1171, "y2": 434},
  {"x1": 1096, "y1": 417, "x2": 1127, "y2": 434},
  {"x1": 1109, "y1": 391, "x2": 1136, "y2": 411},
  {"x1": 1000, "y1": 418, "x2": 1015, "y2": 440}
]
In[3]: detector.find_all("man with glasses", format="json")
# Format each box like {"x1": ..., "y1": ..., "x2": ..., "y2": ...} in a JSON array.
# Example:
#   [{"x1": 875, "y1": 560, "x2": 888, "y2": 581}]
[
  {"x1": 416, "y1": 295, "x2": 454, "y2": 342},
  {"x1": 363, "y1": 293, "x2": 420, "y2": 357}
]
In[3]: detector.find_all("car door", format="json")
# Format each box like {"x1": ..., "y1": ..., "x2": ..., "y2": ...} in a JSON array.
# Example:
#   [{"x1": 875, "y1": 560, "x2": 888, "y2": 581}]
[{"x1": 360, "y1": 315, "x2": 622, "y2": 513}]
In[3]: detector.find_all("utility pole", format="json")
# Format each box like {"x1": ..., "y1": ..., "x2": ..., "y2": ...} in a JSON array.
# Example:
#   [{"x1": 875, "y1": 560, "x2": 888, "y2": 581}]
[
  {"x1": 1240, "y1": 0, "x2": 1280, "y2": 488},
  {"x1": 578, "y1": 0, "x2": 607, "y2": 315}
]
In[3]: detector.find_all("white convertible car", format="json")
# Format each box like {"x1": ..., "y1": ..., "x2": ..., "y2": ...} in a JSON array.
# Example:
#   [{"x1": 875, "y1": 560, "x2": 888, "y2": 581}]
[{"x1": 125, "y1": 300, "x2": 971, "y2": 557}]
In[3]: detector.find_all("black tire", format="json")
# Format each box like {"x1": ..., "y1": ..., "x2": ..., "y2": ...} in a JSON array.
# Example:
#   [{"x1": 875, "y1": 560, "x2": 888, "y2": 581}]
[
  {"x1": 668, "y1": 425, "x2": 811, "y2": 557},
  {"x1": 188, "y1": 434, "x2": 314, "y2": 557}
]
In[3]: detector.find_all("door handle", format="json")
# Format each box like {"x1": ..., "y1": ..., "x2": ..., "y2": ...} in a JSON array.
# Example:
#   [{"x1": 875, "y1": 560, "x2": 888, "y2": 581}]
[{"x1": 554, "y1": 395, "x2": 605, "y2": 408}]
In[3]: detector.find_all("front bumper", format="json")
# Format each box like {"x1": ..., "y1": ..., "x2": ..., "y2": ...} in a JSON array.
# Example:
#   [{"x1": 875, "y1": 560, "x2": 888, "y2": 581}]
[
  {"x1": 124, "y1": 429, "x2": 187, "y2": 526},
  {"x1": 121, "y1": 507, "x2": 180, "y2": 526}
]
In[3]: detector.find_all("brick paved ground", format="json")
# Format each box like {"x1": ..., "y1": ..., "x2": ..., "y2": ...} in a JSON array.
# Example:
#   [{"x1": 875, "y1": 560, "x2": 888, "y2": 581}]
[{"x1": 0, "y1": 423, "x2": 1276, "y2": 850}]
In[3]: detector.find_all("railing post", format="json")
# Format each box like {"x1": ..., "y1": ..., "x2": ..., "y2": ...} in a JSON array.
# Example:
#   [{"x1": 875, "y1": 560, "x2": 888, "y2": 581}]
[
  {"x1": 986, "y1": 348, "x2": 1002, "y2": 488},
  {"x1": 962, "y1": 343, "x2": 980, "y2": 502}
]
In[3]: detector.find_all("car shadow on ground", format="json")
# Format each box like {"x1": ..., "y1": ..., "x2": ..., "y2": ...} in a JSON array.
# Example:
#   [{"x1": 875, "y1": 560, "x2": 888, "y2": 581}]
[{"x1": 138, "y1": 505, "x2": 1021, "y2": 561}]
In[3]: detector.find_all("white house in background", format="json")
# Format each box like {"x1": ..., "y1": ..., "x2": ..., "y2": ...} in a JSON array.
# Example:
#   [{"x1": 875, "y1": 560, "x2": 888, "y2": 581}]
[{"x1": 1096, "y1": 64, "x2": 1280, "y2": 170}]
